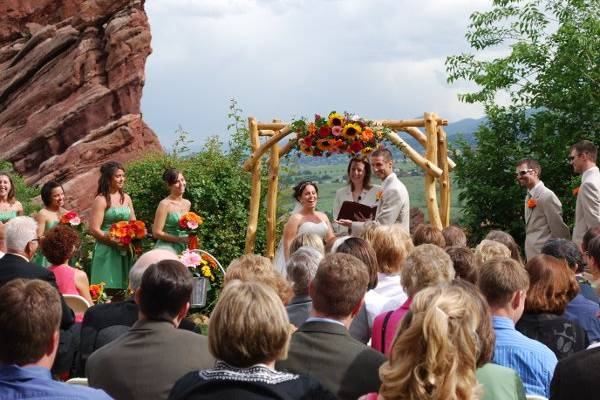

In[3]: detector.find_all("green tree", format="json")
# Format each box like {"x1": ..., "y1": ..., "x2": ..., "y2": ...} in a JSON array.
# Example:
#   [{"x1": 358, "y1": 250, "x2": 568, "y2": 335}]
[{"x1": 446, "y1": 0, "x2": 599, "y2": 245}]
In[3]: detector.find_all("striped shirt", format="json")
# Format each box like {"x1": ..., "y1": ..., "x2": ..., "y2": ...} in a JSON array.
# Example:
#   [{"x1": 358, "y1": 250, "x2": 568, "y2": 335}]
[{"x1": 492, "y1": 316, "x2": 557, "y2": 398}]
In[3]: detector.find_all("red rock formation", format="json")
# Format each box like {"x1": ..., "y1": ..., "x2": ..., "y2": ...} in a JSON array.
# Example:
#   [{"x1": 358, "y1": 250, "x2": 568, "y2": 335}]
[{"x1": 0, "y1": 0, "x2": 163, "y2": 212}]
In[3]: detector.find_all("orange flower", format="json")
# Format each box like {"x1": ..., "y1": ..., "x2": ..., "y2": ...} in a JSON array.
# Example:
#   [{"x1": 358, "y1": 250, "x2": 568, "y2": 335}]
[
  {"x1": 376, "y1": 191, "x2": 383, "y2": 201},
  {"x1": 307, "y1": 123, "x2": 317, "y2": 135},
  {"x1": 131, "y1": 220, "x2": 147, "y2": 239},
  {"x1": 361, "y1": 127, "x2": 374, "y2": 141},
  {"x1": 179, "y1": 212, "x2": 204, "y2": 230},
  {"x1": 527, "y1": 198, "x2": 537, "y2": 209},
  {"x1": 573, "y1": 187, "x2": 580, "y2": 196}
]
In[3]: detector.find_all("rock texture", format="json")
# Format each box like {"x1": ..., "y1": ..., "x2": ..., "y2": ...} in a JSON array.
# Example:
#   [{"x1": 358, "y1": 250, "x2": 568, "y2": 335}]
[{"x1": 0, "y1": 0, "x2": 163, "y2": 211}]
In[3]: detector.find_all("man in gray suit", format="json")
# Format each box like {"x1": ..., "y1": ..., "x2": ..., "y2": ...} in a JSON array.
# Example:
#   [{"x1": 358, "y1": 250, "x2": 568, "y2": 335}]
[
  {"x1": 570, "y1": 140, "x2": 600, "y2": 245},
  {"x1": 277, "y1": 253, "x2": 386, "y2": 400},
  {"x1": 87, "y1": 259, "x2": 214, "y2": 400},
  {"x1": 338, "y1": 147, "x2": 410, "y2": 235},
  {"x1": 516, "y1": 158, "x2": 569, "y2": 260}
]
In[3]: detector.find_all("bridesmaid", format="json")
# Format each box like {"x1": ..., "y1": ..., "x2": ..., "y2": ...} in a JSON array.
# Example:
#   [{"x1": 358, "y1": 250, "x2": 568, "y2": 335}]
[
  {"x1": 32, "y1": 181, "x2": 67, "y2": 267},
  {"x1": 89, "y1": 161, "x2": 136, "y2": 289},
  {"x1": 153, "y1": 168, "x2": 190, "y2": 254},
  {"x1": 0, "y1": 173, "x2": 24, "y2": 224}
]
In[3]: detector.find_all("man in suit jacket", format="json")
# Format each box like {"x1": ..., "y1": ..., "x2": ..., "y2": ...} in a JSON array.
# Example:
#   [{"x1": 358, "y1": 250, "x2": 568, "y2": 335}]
[
  {"x1": 570, "y1": 140, "x2": 600, "y2": 245},
  {"x1": 277, "y1": 253, "x2": 387, "y2": 400},
  {"x1": 86, "y1": 259, "x2": 213, "y2": 400},
  {"x1": 516, "y1": 158, "x2": 569, "y2": 260},
  {"x1": 339, "y1": 148, "x2": 410, "y2": 235},
  {"x1": 550, "y1": 345, "x2": 600, "y2": 400}
]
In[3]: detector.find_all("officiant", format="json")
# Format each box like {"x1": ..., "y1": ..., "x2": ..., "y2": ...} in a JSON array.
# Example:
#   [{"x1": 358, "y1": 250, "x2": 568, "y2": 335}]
[{"x1": 332, "y1": 157, "x2": 382, "y2": 234}]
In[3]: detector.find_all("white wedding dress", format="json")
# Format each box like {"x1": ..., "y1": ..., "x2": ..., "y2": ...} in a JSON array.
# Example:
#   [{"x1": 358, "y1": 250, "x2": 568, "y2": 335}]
[{"x1": 274, "y1": 219, "x2": 329, "y2": 277}]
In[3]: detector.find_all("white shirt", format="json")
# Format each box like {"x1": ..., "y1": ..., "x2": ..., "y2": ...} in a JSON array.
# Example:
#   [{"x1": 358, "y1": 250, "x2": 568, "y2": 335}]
[{"x1": 364, "y1": 273, "x2": 408, "y2": 329}]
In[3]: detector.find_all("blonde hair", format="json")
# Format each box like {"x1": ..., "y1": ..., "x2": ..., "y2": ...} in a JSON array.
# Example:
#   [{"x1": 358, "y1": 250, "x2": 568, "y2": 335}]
[
  {"x1": 209, "y1": 281, "x2": 290, "y2": 367},
  {"x1": 289, "y1": 232, "x2": 325, "y2": 256},
  {"x1": 359, "y1": 221, "x2": 380, "y2": 244},
  {"x1": 474, "y1": 240, "x2": 511, "y2": 266},
  {"x1": 401, "y1": 244, "x2": 455, "y2": 297},
  {"x1": 370, "y1": 224, "x2": 414, "y2": 275},
  {"x1": 379, "y1": 285, "x2": 481, "y2": 400}
]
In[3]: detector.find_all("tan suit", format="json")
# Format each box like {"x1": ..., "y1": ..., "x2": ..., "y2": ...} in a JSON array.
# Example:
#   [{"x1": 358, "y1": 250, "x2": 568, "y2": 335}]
[
  {"x1": 524, "y1": 181, "x2": 570, "y2": 261},
  {"x1": 573, "y1": 166, "x2": 600, "y2": 245},
  {"x1": 351, "y1": 173, "x2": 409, "y2": 235}
]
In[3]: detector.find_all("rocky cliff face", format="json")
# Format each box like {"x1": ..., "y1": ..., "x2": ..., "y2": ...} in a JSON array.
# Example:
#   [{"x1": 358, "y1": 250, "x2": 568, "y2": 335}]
[{"x1": 0, "y1": 0, "x2": 163, "y2": 211}]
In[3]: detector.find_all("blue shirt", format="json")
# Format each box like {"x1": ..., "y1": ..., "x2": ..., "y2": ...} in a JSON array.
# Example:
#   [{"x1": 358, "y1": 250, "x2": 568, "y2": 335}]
[
  {"x1": 0, "y1": 364, "x2": 112, "y2": 400},
  {"x1": 492, "y1": 316, "x2": 557, "y2": 398},
  {"x1": 564, "y1": 293, "x2": 600, "y2": 342}
]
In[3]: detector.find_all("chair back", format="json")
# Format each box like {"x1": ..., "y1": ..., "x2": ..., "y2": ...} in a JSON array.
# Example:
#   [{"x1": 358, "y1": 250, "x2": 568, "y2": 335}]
[
  {"x1": 66, "y1": 377, "x2": 88, "y2": 386},
  {"x1": 63, "y1": 294, "x2": 91, "y2": 314}
]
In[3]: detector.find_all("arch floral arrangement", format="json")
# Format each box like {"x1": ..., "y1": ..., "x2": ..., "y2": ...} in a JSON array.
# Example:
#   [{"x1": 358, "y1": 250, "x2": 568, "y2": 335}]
[{"x1": 291, "y1": 111, "x2": 388, "y2": 157}]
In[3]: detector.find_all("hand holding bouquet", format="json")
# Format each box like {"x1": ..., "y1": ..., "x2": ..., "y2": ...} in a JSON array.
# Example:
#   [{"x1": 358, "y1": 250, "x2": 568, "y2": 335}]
[
  {"x1": 108, "y1": 220, "x2": 147, "y2": 255},
  {"x1": 178, "y1": 212, "x2": 203, "y2": 250}
]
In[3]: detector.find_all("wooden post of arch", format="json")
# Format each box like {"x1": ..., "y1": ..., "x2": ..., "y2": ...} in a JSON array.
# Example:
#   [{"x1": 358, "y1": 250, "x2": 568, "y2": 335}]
[
  {"x1": 437, "y1": 125, "x2": 451, "y2": 227},
  {"x1": 244, "y1": 117, "x2": 261, "y2": 253},
  {"x1": 424, "y1": 112, "x2": 443, "y2": 229},
  {"x1": 264, "y1": 120, "x2": 282, "y2": 258}
]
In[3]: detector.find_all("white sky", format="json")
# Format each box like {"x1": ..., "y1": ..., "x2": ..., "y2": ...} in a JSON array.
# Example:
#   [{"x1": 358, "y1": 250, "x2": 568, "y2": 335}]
[{"x1": 141, "y1": 0, "x2": 492, "y2": 149}]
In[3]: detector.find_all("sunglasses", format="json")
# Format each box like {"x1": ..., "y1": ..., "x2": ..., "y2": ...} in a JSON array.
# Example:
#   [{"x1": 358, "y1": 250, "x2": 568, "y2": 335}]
[
  {"x1": 567, "y1": 154, "x2": 579, "y2": 162},
  {"x1": 516, "y1": 169, "x2": 533, "y2": 177}
]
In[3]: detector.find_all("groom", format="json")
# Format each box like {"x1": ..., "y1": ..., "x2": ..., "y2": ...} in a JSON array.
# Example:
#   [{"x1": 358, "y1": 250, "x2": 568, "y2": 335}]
[{"x1": 338, "y1": 147, "x2": 409, "y2": 235}]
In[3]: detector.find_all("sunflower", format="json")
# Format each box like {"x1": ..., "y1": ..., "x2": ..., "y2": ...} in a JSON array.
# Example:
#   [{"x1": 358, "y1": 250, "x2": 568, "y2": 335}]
[
  {"x1": 316, "y1": 138, "x2": 335, "y2": 152},
  {"x1": 328, "y1": 112, "x2": 345, "y2": 127},
  {"x1": 342, "y1": 123, "x2": 362, "y2": 140},
  {"x1": 361, "y1": 146, "x2": 375, "y2": 156}
]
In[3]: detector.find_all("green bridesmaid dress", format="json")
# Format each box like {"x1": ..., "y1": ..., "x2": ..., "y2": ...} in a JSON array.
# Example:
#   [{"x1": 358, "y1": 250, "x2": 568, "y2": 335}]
[
  {"x1": 154, "y1": 211, "x2": 187, "y2": 255},
  {"x1": 0, "y1": 210, "x2": 17, "y2": 223},
  {"x1": 90, "y1": 206, "x2": 132, "y2": 289},
  {"x1": 31, "y1": 220, "x2": 59, "y2": 267}
]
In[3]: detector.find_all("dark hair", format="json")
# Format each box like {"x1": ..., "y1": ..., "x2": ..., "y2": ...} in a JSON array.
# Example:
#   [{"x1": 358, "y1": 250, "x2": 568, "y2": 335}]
[
  {"x1": 446, "y1": 246, "x2": 478, "y2": 285},
  {"x1": 516, "y1": 158, "x2": 542, "y2": 176},
  {"x1": 40, "y1": 181, "x2": 63, "y2": 207},
  {"x1": 336, "y1": 237, "x2": 379, "y2": 290},
  {"x1": 413, "y1": 224, "x2": 446, "y2": 248},
  {"x1": 347, "y1": 157, "x2": 372, "y2": 191},
  {"x1": 162, "y1": 168, "x2": 182, "y2": 186},
  {"x1": 525, "y1": 255, "x2": 579, "y2": 314},
  {"x1": 0, "y1": 172, "x2": 16, "y2": 203},
  {"x1": 571, "y1": 140, "x2": 598, "y2": 163},
  {"x1": 485, "y1": 230, "x2": 523, "y2": 265},
  {"x1": 371, "y1": 147, "x2": 393, "y2": 161},
  {"x1": 138, "y1": 260, "x2": 193, "y2": 321},
  {"x1": 442, "y1": 225, "x2": 467, "y2": 247},
  {"x1": 292, "y1": 180, "x2": 318, "y2": 202},
  {"x1": 588, "y1": 237, "x2": 600, "y2": 273},
  {"x1": 40, "y1": 225, "x2": 80, "y2": 265},
  {"x1": 582, "y1": 226, "x2": 600, "y2": 253},
  {"x1": 97, "y1": 161, "x2": 125, "y2": 208},
  {"x1": 0, "y1": 279, "x2": 61, "y2": 365},
  {"x1": 541, "y1": 238, "x2": 585, "y2": 273}
]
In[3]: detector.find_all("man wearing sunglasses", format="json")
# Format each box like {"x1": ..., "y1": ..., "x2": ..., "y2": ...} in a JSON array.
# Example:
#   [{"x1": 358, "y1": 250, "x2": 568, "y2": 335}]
[
  {"x1": 570, "y1": 140, "x2": 600, "y2": 245},
  {"x1": 516, "y1": 158, "x2": 569, "y2": 260}
]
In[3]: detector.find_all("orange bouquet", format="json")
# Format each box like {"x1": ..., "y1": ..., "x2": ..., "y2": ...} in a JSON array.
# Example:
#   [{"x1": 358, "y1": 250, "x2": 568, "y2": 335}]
[
  {"x1": 89, "y1": 282, "x2": 110, "y2": 304},
  {"x1": 108, "y1": 220, "x2": 147, "y2": 255},
  {"x1": 179, "y1": 212, "x2": 203, "y2": 250}
]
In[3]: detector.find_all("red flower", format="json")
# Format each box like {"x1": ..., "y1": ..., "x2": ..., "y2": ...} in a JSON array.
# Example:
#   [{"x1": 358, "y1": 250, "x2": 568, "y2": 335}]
[
  {"x1": 319, "y1": 126, "x2": 330, "y2": 137},
  {"x1": 573, "y1": 187, "x2": 580, "y2": 196},
  {"x1": 314, "y1": 114, "x2": 322, "y2": 122},
  {"x1": 121, "y1": 236, "x2": 132, "y2": 245},
  {"x1": 350, "y1": 141, "x2": 364, "y2": 153}
]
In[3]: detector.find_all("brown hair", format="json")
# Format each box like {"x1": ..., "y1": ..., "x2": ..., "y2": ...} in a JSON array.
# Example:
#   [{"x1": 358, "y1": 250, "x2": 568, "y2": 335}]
[
  {"x1": 571, "y1": 140, "x2": 598, "y2": 163},
  {"x1": 479, "y1": 258, "x2": 529, "y2": 308},
  {"x1": 401, "y1": 244, "x2": 455, "y2": 297},
  {"x1": 371, "y1": 147, "x2": 393, "y2": 162},
  {"x1": 139, "y1": 260, "x2": 193, "y2": 321},
  {"x1": 413, "y1": 224, "x2": 446, "y2": 248},
  {"x1": 370, "y1": 224, "x2": 414, "y2": 275},
  {"x1": 311, "y1": 253, "x2": 369, "y2": 319},
  {"x1": 516, "y1": 158, "x2": 542, "y2": 176},
  {"x1": 485, "y1": 230, "x2": 523, "y2": 264},
  {"x1": 524, "y1": 255, "x2": 579, "y2": 314},
  {"x1": 347, "y1": 157, "x2": 373, "y2": 191},
  {"x1": 335, "y1": 237, "x2": 379, "y2": 290},
  {"x1": 582, "y1": 226, "x2": 600, "y2": 253},
  {"x1": 40, "y1": 225, "x2": 81, "y2": 265},
  {"x1": 442, "y1": 225, "x2": 467, "y2": 247},
  {"x1": 0, "y1": 279, "x2": 61, "y2": 365},
  {"x1": 446, "y1": 246, "x2": 479, "y2": 285},
  {"x1": 209, "y1": 281, "x2": 289, "y2": 367}
]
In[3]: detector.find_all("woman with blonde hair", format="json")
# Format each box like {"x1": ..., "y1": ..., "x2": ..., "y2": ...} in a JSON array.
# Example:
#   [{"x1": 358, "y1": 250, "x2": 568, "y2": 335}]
[
  {"x1": 370, "y1": 284, "x2": 481, "y2": 400},
  {"x1": 169, "y1": 281, "x2": 335, "y2": 399}
]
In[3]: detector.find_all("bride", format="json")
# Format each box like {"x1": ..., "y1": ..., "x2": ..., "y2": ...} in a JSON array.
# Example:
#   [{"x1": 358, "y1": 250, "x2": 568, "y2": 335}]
[{"x1": 275, "y1": 181, "x2": 335, "y2": 276}]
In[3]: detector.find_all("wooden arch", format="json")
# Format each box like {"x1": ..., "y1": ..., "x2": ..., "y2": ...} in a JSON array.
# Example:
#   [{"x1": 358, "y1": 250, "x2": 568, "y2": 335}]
[{"x1": 242, "y1": 112, "x2": 455, "y2": 258}]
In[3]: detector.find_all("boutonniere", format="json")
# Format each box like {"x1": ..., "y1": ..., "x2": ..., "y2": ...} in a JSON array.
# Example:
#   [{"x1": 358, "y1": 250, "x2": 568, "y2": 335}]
[
  {"x1": 573, "y1": 187, "x2": 580, "y2": 196},
  {"x1": 375, "y1": 190, "x2": 383, "y2": 202},
  {"x1": 527, "y1": 198, "x2": 537, "y2": 209}
]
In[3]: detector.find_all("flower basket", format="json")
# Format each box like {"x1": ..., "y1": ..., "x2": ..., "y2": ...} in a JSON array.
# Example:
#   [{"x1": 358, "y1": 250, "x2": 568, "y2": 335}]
[{"x1": 179, "y1": 249, "x2": 225, "y2": 309}]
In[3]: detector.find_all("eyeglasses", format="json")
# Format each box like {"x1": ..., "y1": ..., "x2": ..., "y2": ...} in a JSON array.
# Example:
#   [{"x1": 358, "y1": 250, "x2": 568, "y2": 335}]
[
  {"x1": 568, "y1": 154, "x2": 581, "y2": 162},
  {"x1": 516, "y1": 169, "x2": 533, "y2": 177}
]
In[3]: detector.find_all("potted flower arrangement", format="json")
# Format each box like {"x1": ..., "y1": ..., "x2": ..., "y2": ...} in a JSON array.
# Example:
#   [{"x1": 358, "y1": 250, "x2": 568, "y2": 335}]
[
  {"x1": 178, "y1": 212, "x2": 203, "y2": 250},
  {"x1": 89, "y1": 282, "x2": 110, "y2": 304},
  {"x1": 179, "y1": 249, "x2": 224, "y2": 308}
]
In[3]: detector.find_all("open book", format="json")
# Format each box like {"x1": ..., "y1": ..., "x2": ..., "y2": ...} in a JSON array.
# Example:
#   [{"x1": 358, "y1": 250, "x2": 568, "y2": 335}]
[{"x1": 337, "y1": 201, "x2": 378, "y2": 221}]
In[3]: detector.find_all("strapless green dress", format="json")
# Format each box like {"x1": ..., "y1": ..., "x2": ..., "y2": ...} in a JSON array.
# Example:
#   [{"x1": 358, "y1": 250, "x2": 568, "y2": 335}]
[
  {"x1": 154, "y1": 211, "x2": 187, "y2": 255},
  {"x1": 32, "y1": 220, "x2": 59, "y2": 268},
  {"x1": 0, "y1": 210, "x2": 17, "y2": 223},
  {"x1": 90, "y1": 207, "x2": 132, "y2": 289}
]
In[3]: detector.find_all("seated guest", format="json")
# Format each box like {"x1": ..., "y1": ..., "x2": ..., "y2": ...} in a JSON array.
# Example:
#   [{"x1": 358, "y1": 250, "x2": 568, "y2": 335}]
[
  {"x1": 87, "y1": 260, "x2": 214, "y2": 400},
  {"x1": 581, "y1": 226, "x2": 600, "y2": 296},
  {"x1": 550, "y1": 337, "x2": 600, "y2": 399},
  {"x1": 277, "y1": 253, "x2": 387, "y2": 400},
  {"x1": 41, "y1": 225, "x2": 93, "y2": 321},
  {"x1": 0, "y1": 216, "x2": 75, "y2": 373},
  {"x1": 412, "y1": 223, "x2": 446, "y2": 247},
  {"x1": 479, "y1": 257, "x2": 557, "y2": 397},
  {"x1": 0, "y1": 279, "x2": 110, "y2": 399},
  {"x1": 374, "y1": 284, "x2": 482, "y2": 400},
  {"x1": 336, "y1": 237, "x2": 380, "y2": 343},
  {"x1": 486, "y1": 230, "x2": 524, "y2": 264},
  {"x1": 286, "y1": 246, "x2": 323, "y2": 327},
  {"x1": 169, "y1": 281, "x2": 335, "y2": 400},
  {"x1": 372, "y1": 244, "x2": 455, "y2": 355},
  {"x1": 475, "y1": 239, "x2": 511, "y2": 266},
  {"x1": 542, "y1": 238, "x2": 599, "y2": 303},
  {"x1": 289, "y1": 232, "x2": 325, "y2": 255},
  {"x1": 516, "y1": 255, "x2": 588, "y2": 359},
  {"x1": 446, "y1": 246, "x2": 479, "y2": 285},
  {"x1": 442, "y1": 224, "x2": 468, "y2": 247},
  {"x1": 77, "y1": 248, "x2": 190, "y2": 376}
]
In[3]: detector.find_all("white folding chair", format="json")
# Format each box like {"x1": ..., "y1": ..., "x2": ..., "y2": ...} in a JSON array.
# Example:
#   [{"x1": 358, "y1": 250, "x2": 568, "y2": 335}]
[
  {"x1": 63, "y1": 294, "x2": 91, "y2": 314},
  {"x1": 526, "y1": 395, "x2": 548, "y2": 400},
  {"x1": 66, "y1": 377, "x2": 88, "y2": 386}
]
